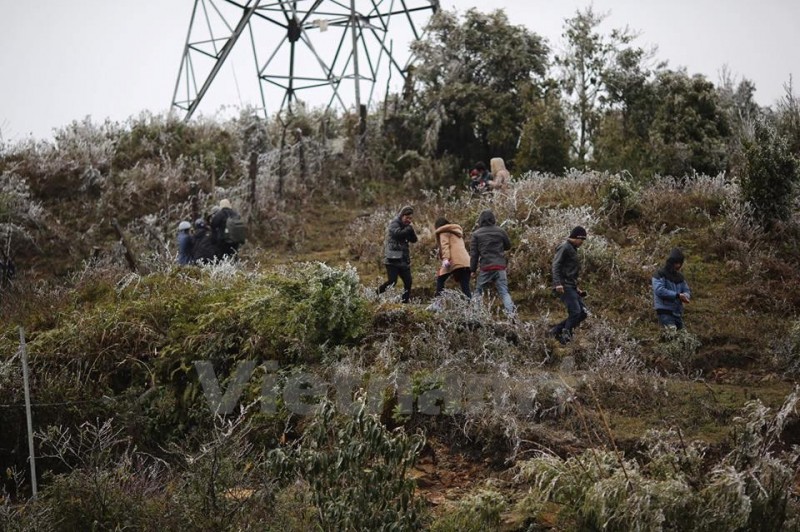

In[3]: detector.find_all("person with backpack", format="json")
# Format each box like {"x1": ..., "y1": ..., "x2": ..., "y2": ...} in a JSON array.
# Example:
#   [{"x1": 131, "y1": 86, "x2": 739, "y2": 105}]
[
  {"x1": 550, "y1": 226, "x2": 588, "y2": 345},
  {"x1": 378, "y1": 206, "x2": 418, "y2": 303},
  {"x1": 176, "y1": 220, "x2": 193, "y2": 265},
  {"x1": 428, "y1": 217, "x2": 471, "y2": 309},
  {"x1": 210, "y1": 199, "x2": 246, "y2": 259},
  {"x1": 652, "y1": 248, "x2": 691, "y2": 330},
  {"x1": 470, "y1": 210, "x2": 516, "y2": 319}
]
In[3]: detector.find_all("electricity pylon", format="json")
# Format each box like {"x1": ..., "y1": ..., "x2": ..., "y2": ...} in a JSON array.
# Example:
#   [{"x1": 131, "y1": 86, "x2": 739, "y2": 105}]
[{"x1": 172, "y1": 0, "x2": 438, "y2": 120}]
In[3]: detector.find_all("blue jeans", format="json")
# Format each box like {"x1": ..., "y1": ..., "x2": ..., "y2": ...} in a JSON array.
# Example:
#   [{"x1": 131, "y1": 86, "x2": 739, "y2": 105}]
[
  {"x1": 657, "y1": 312, "x2": 684, "y2": 330},
  {"x1": 552, "y1": 286, "x2": 587, "y2": 342},
  {"x1": 475, "y1": 269, "x2": 515, "y2": 316}
]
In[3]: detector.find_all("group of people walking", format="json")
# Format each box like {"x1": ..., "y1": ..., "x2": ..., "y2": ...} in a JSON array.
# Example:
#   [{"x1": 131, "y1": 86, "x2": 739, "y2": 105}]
[
  {"x1": 378, "y1": 207, "x2": 518, "y2": 320},
  {"x1": 378, "y1": 206, "x2": 691, "y2": 345},
  {"x1": 176, "y1": 199, "x2": 246, "y2": 265}
]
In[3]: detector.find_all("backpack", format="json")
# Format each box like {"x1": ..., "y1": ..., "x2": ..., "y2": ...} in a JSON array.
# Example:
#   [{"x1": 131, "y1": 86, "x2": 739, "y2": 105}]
[{"x1": 224, "y1": 213, "x2": 247, "y2": 245}]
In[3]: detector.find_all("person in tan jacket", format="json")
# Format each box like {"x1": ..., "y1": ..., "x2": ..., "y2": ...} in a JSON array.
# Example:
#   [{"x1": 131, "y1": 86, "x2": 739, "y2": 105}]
[
  {"x1": 488, "y1": 157, "x2": 511, "y2": 192},
  {"x1": 433, "y1": 217, "x2": 472, "y2": 299}
]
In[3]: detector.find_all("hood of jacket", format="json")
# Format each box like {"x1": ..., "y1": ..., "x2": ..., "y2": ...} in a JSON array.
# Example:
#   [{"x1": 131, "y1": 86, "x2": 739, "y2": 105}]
[
  {"x1": 435, "y1": 223, "x2": 463, "y2": 238},
  {"x1": 477, "y1": 210, "x2": 496, "y2": 227},
  {"x1": 490, "y1": 157, "x2": 507, "y2": 175},
  {"x1": 657, "y1": 248, "x2": 685, "y2": 283}
]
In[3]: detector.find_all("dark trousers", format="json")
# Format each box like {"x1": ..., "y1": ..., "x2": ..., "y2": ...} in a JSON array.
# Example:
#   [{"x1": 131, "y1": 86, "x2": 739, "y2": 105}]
[
  {"x1": 552, "y1": 286, "x2": 587, "y2": 342},
  {"x1": 379, "y1": 264, "x2": 413, "y2": 302},
  {"x1": 435, "y1": 267, "x2": 472, "y2": 298}
]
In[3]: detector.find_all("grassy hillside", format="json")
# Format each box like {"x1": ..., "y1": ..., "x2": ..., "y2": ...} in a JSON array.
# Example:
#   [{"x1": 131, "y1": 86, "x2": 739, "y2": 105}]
[{"x1": 1, "y1": 117, "x2": 799, "y2": 530}]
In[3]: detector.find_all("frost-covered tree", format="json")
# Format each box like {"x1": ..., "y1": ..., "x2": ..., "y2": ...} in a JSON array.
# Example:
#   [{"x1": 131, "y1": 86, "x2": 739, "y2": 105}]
[
  {"x1": 411, "y1": 8, "x2": 549, "y2": 167},
  {"x1": 556, "y1": 6, "x2": 644, "y2": 166}
]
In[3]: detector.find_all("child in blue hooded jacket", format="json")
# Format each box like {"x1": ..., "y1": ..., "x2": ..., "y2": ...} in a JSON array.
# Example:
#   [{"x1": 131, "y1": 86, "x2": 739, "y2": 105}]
[{"x1": 652, "y1": 248, "x2": 691, "y2": 329}]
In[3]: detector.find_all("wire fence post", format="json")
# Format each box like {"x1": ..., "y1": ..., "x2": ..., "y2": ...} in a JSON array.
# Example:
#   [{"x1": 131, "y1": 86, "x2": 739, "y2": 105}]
[{"x1": 18, "y1": 326, "x2": 38, "y2": 499}]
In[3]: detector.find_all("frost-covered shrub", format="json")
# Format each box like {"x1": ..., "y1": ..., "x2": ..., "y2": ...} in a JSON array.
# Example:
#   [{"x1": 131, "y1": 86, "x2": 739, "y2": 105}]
[
  {"x1": 637, "y1": 173, "x2": 737, "y2": 231},
  {"x1": 7, "y1": 118, "x2": 119, "y2": 198},
  {"x1": 772, "y1": 318, "x2": 800, "y2": 377},
  {"x1": 516, "y1": 388, "x2": 800, "y2": 531},
  {"x1": 514, "y1": 205, "x2": 599, "y2": 291},
  {"x1": 655, "y1": 326, "x2": 702, "y2": 372},
  {"x1": 600, "y1": 172, "x2": 640, "y2": 224},
  {"x1": 269, "y1": 398, "x2": 425, "y2": 531},
  {"x1": 345, "y1": 206, "x2": 399, "y2": 264}
]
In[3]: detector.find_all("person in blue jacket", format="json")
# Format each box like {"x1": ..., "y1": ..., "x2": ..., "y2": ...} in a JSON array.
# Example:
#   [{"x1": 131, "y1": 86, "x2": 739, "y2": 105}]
[
  {"x1": 176, "y1": 221, "x2": 193, "y2": 265},
  {"x1": 652, "y1": 248, "x2": 691, "y2": 329}
]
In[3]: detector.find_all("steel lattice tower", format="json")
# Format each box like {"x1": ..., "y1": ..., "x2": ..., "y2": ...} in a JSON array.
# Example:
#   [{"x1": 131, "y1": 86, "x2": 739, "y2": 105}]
[{"x1": 172, "y1": 0, "x2": 438, "y2": 120}]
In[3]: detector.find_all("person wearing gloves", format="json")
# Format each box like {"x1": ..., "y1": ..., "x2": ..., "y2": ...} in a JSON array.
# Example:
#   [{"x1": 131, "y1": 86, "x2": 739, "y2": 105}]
[{"x1": 652, "y1": 248, "x2": 691, "y2": 330}]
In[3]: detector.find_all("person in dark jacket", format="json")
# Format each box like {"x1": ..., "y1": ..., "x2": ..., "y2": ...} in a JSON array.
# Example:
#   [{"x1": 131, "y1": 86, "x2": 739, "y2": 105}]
[
  {"x1": 652, "y1": 248, "x2": 691, "y2": 330},
  {"x1": 176, "y1": 221, "x2": 193, "y2": 265},
  {"x1": 191, "y1": 217, "x2": 217, "y2": 264},
  {"x1": 210, "y1": 198, "x2": 239, "y2": 259},
  {"x1": 470, "y1": 210, "x2": 516, "y2": 317},
  {"x1": 378, "y1": 206, "x2": 418, "y2": 303},
  {"x1": 550, "y1": 226, "x2": 588, "y2": 344},
  {"x1": 469, "y1": 161, "x2": 493, "y2": 193}
]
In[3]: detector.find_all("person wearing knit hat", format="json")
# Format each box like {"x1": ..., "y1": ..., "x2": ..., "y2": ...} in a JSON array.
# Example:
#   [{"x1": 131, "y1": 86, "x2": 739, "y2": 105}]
[
  {"x1": 378, "y1": 205, "x2": 418, "y2": 303},
  {"x1": 549, "y1": 226, "x2": 589, "y2": 345},
  {"x1": 569, "y1": 226, "x2": 587, "y2": 239},
  {"x1": 652, "y1": 248, "x2": 691, "y2": 330}
]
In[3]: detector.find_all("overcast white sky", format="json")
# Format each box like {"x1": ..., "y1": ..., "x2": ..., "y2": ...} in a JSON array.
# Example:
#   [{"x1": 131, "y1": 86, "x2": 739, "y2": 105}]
[{"x1": 1, "y1": 0, "x2": 798, "y2": 142}]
